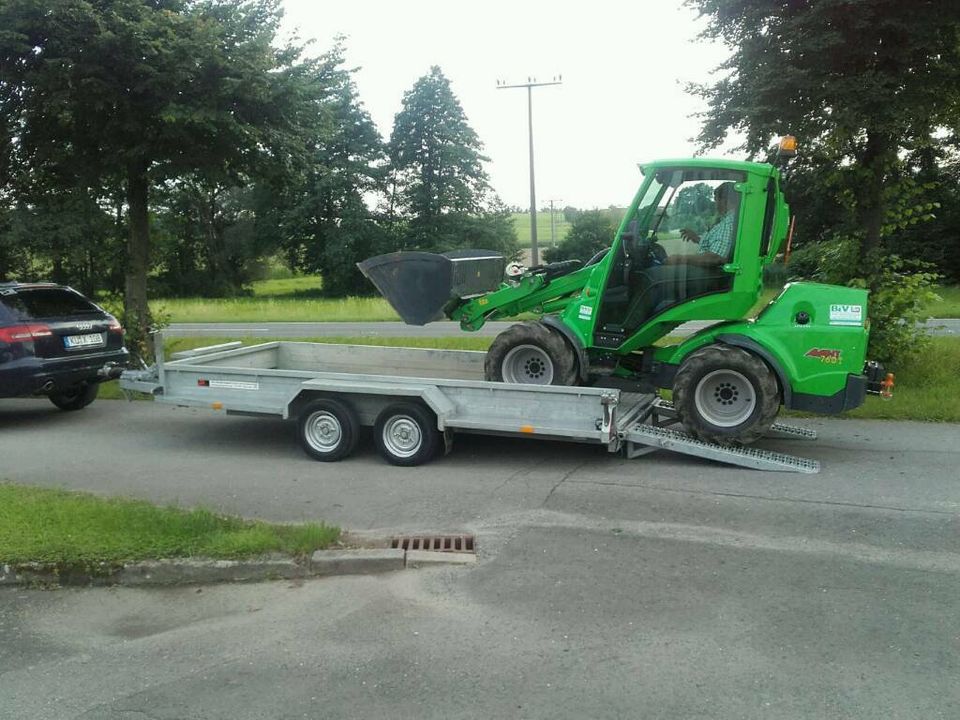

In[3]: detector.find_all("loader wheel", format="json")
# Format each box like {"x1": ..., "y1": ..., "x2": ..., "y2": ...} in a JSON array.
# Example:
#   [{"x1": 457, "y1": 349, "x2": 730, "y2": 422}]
[
  {"x1": 298, "y1": 398, "x2": 360, "y2": 462},
  {"x1": 484, "y1": 321, "x2": 578, "y2": 386},
  {"x1": 672, "y1": 344, "x2": 780, "y2": 446}
]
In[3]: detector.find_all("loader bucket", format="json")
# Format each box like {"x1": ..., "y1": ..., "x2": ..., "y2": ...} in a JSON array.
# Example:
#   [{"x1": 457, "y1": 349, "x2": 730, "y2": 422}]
[{"x1": 358, "y1": 250, "x2": 505, "y2": 325}]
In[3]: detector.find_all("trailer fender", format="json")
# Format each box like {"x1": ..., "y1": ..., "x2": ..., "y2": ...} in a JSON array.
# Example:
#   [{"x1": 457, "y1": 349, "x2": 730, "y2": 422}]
[
  {"x1": 716, "y1": 334, "x2": 793, "y2": 406},
  {"x1": 285, "y1": 381, "x2": 456, "y2": 429}
]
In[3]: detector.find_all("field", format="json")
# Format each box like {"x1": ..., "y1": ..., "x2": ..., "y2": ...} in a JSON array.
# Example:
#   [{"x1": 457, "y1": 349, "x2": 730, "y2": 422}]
[
  {"x1": 510, "y1": 211, "x2": 571, "y2": 248},
  {"x1": 929, "y1": 285, "x2": 960, "y2": 317}
]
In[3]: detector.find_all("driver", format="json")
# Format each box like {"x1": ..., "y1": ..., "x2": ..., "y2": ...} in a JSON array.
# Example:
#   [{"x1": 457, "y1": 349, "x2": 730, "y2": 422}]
[{"x1": 665, "y1": 182, "x2": 737, "y2": 266}]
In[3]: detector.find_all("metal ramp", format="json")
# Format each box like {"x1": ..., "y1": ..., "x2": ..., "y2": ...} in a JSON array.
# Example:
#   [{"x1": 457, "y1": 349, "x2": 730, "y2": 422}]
[{"x1": 620, "y1": 397, "x2": 821, "y2": 474}]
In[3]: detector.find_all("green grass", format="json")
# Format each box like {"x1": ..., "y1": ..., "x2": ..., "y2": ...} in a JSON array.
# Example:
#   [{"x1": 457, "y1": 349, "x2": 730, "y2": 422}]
[
  {"x1": 511, "y1": 212, "x2": 572, "y2": 248},
  {"x1": 929, "y1": 285, "x2": 960, "y2": 318},
  {"x1": 155, "y1": 295, "x2": 399, "y2": 323},
  {"x1": 249, "y1": 275, "x2": 324, "y2": 297},
  {"x1": 0, "y1": 483, "x2": 339, "y2": 566}
]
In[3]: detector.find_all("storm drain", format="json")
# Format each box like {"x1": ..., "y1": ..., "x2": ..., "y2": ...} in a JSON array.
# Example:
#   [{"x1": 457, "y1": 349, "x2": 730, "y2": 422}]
[{"x1": 391, "y1": 535, "x2": 475, "y2": 553}]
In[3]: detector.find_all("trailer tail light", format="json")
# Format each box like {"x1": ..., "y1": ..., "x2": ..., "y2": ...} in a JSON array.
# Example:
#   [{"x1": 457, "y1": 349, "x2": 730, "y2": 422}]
[
  {"x1": 881, "y1": 373, "x2": 895, "y2": 399},
  {"x1": 0, "y1": 323, "x2": 53, "y2": 343}
]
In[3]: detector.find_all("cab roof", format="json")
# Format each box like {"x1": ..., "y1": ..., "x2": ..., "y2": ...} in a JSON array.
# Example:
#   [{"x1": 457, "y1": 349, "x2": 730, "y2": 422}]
[{"x1": 639, "y1": 157, "x2": 777, "y2": 177}]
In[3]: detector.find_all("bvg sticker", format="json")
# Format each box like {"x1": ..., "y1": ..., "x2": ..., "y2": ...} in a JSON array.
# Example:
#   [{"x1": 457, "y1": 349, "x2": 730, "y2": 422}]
[
  {"x1": 829, "y1": 304, "x2": 863, "y2": 326},
  {"x1": 805, "y1": 348, "x2": 842, "y2": 364},
  {"x1": 578, "y1": 304, "x2": 593, "y2": 320}
]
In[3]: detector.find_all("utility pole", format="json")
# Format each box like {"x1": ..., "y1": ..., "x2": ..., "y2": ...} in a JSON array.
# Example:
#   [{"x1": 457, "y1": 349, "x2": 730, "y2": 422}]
[
  {"x1": 547, "y1": 198, "x2": 563, "y2": 247},
  {"x1": 496, "y1": 76, "x2": 561, "y2": 266}
]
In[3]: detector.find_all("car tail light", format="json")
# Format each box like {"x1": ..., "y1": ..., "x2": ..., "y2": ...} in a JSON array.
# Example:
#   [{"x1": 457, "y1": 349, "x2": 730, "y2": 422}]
[
  {"x1": 0, "y1": 323, "x2": 53, "y2": 343},
  {"x1": 107, "y1": 318, "x2": 124, "y2": 334}
]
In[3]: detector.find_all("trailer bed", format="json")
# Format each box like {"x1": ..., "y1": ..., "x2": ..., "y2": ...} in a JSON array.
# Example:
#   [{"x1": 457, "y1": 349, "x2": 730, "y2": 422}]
[{"x1": 121, "y1": 339, "x2": 820, "y2": 473}]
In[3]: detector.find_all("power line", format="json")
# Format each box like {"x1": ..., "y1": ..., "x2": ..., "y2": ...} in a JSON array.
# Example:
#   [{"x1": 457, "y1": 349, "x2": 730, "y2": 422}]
[{"x1": 496, "y1": 75, "x2": 562, "y2": 266}]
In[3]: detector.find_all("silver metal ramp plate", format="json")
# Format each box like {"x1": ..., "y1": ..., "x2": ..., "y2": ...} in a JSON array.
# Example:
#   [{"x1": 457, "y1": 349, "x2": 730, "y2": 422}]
[
  {"x1": 766, "y1": 422, "x2": 818, "y2": 440},
  {"x1": 625, "y1": 424, "x2": 820, "y2": 474}
]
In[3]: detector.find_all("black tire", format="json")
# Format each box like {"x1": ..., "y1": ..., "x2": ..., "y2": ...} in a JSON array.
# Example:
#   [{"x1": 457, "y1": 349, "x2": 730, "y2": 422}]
[
  {"x1": 484, "y1": 321, "x2": 578, "y2": 386},
  {"x1": 297, "y1": 398, "x2": 360, "y2": 462},
  {"x1": 373, "y1": 402, "x2": 442, "y2": 467},
  {"x1": 49, "y1": 383, "x2": 99, "y2": 411},
  {"x1": 672, "y1": 344, "x2": 780, "y2": 446}
]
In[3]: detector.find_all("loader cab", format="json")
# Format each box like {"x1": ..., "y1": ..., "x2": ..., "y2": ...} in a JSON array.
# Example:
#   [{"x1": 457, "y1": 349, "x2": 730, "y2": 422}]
[{"x1": 590, "y1": 160, "x2": 783, "y2": 350}]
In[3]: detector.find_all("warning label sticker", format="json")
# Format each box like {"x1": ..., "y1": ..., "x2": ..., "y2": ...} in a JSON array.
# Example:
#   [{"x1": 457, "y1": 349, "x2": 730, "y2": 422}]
[
  {"x1": 208, "y1": 379, "x2": 259, "y2": 391},
  {"x1": 578, "y1": 304, "x2": 593, "y2": 320},
  {"x1": 829, "y1": 304, "x2": 863, "y2": 326}
]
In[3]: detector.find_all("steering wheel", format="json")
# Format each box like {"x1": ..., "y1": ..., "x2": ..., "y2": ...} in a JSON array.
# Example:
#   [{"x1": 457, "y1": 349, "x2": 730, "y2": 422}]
[{"x1": 631, "y1": 235, "x2": 667, "y2": 268}]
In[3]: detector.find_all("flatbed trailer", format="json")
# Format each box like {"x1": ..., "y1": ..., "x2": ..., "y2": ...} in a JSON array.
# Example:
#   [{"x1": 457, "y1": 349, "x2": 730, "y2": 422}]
[{"x1": 119, "y1": 338, "x2": 820, "y2": 474}]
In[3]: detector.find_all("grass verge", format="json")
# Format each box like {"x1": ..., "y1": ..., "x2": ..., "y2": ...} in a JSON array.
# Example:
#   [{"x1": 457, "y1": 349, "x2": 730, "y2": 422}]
[
  {"x1": 929, "y1": 285, "x2": 960, "y2": 318},
  {"x1": 155, "y1": 295, "x2": 399, "y2": 323},
  {"x1": 0, "y1": 483, "x2": 339, "y2": 566}
]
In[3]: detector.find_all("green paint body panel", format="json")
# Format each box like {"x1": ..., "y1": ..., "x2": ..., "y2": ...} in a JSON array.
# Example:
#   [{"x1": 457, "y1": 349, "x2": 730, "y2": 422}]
[
  {"x1": 446, "y1": 156, "x2": 872, "y2": 410},
  {"x1": 653, "y1": 282, "x2": 870, "y2": 398}
]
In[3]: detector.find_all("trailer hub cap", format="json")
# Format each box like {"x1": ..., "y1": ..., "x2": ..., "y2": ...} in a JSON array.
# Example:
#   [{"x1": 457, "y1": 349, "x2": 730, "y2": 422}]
[
  {"x1": 305, "y1": 411, "x2": 342, "y2": 451},
  {"x1": 383, "y1": 415, "x2": 423, "y2": 458},
  {"x1": 694, "y1": 369, "x2": 756, "y2": 428},
  {"x1": 502, "y1": 344, "x2": 555, "y2": 385}
]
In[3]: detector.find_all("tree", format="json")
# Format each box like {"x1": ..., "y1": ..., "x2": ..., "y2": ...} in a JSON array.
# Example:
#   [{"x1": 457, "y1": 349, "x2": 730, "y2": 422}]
[
  {"x1": 686, "y1": 0, "x2": 960, "y2": 271},
  {"x1": 544, "y1": 210, "x2": 615, "y2": 263},
  {"x1": 388, "y1": 66, "x2": 517, "y2": 259},
  {"x1": 255, "y1": 41, "x2": 390, "y2": 296},
  {"x1": 0, "y1": 0, "x2": 316, "y2": 346}
]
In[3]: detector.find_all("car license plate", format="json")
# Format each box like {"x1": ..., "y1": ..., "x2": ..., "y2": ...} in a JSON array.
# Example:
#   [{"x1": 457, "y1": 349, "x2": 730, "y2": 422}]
[{"x1": 64, "y1": 333, "x2": 105, "y2": 349}]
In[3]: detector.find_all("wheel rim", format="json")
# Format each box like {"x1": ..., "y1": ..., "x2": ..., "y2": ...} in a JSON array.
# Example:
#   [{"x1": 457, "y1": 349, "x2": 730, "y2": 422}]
[
  {"x1": 693, "y1": 369, "x2": 757, "y2": 428},
  {"x1": 501, "y1": 344, "x2": 555, "y2": 384},
  {"x1": 304, "y1": 411, "x2": 342, "y2": 453},
  {"x1": 382, "y1": 415, "x2": 423, "y2": 458}
]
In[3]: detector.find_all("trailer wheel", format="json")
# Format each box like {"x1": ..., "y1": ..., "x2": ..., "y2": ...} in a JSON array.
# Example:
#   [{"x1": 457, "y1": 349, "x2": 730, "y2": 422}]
[
  {"x1": 672, "y1": 344, "x2": 780, "y2": 446},
  {"x1": 374, "y1": 403, "x2": 442, "y2": 467},
  {"x1": 298, "y1": 398, "x2": 360, "y2": 462},
  {"x1": 485, "y1": 321, "x2": 578, "y2": 386}
]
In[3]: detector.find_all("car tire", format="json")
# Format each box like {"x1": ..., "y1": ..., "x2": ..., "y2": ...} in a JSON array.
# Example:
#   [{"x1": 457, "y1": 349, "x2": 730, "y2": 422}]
[
  {"x1": 297, "y1": 398, "x2": 361, "y2": 462},
  {"x1": 373, "y1": 402, "x2": 442, "y2": 467},
  {"x1": 672, "y1": 344, "x2": 780, "y2": 445},
  {"x1": 49, "y1": 383, "x2": 100, "y2": 411}
]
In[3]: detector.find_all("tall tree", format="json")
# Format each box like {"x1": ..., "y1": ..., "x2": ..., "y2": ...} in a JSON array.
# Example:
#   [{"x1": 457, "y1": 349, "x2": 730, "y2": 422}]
[
  {"x1": 686, "y1": 0, "x2": 960, "y2": 270},
  {"x1": 257, "y1": 41, "x2": 389, "y2": 296},
  {"x1": 0, "y1": 0, "x2": 315, "y2": 345},
  {"x1": 389, "y1": 66, "x2": 517, "y2": 257}
]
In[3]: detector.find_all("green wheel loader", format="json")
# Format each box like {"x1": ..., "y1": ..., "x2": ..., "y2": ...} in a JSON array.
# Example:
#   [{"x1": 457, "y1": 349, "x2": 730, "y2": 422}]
[{"x1": 359, "y1": 145, "x2": 891, "y2": 445}]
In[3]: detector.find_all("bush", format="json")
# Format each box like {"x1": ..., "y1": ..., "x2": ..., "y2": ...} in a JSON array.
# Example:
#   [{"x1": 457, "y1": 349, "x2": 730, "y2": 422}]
[{"x1": 544, "y1": 210, "x2": 615, "y2": 264}]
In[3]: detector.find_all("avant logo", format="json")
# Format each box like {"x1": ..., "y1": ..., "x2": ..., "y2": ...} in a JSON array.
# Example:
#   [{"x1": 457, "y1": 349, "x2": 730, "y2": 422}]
[{"x1": 805, "y1": 348, "x2": 842, "y2": 364}]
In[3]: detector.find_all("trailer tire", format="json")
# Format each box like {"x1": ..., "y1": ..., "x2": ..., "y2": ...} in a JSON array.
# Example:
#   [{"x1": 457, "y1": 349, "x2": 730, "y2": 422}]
[
  {"x1": 298, "y1": 398, "x2": 360, "y2": 462},
  {"x1": 485, "y1": 321, "x2": 578, "y2": 386},
  {"x1": 672, "y1": 344, "x2": 780, "y2": 446},
  {"x1": 49, "y1": 382, "x2": 99, "y2": 411},
  {"x1": 374, "y1": 403, "x2": 442, "y2": 467}
]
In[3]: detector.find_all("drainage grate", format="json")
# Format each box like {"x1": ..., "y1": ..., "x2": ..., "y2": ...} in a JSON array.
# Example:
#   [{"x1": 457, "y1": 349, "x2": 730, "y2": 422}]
[{"x1": 391, "y1": 535, "x2": 475, "y2": 553}]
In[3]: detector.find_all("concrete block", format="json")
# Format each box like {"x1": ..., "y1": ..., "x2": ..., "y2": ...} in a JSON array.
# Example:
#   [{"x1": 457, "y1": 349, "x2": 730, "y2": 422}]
[
  {"x1": 120, "y1": 558, "x2": 303, "y2": 586},
  {"x1": 309, "y1": 548, "x2": 405, "y2": 576},
  {"x1": 405, "y1": 551, "x2": 477, "y2": 568}
]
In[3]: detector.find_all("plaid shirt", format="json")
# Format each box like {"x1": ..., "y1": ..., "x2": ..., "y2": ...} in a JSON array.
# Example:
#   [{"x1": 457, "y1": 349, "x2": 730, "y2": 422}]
[{"x1": 698, "y1": 211, "x2": 736, "y2": 260}]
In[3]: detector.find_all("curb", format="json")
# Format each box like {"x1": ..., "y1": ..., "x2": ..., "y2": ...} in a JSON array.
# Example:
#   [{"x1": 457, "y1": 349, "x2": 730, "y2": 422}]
[{"x1": 0, "y1": 549, "x2": 477, "y2": 589}]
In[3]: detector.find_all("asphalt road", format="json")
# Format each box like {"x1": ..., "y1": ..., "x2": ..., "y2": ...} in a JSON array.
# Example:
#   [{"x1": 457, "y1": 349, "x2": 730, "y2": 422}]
[
  {"x1": 2, "y1": 400, "x2": 959, "y2": 718},
  {"x1": 165, "y1": 317, "x2": 960, "y2": 338}
]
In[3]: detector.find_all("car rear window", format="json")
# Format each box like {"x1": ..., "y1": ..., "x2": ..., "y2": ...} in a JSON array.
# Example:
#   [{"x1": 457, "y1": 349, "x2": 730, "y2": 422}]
[{"x1": 0, "y1": 288, "x2": 101, "y2": 320}]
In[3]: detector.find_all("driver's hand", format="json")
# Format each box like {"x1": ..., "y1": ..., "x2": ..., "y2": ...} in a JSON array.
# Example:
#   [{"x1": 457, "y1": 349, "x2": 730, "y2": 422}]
[{"x1": 680, "y1": 228, "x2": 700, "y2": 243}]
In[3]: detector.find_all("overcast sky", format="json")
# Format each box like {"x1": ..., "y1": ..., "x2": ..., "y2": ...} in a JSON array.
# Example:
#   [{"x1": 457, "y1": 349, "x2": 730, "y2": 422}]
[{"x1": 280, "y1": 0, "x2": 733, "y2": 209}]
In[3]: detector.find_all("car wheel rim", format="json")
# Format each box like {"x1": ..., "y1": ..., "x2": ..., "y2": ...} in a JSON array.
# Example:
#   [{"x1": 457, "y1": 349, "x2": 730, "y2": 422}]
[
  {"x1": 693, "y1": 369, "x2": 757, "y2": 428},
  {"x1": 502, "y1": 344, "x2": 554, "y2": 385},
  {"x1": 382, "y1": 415, "x2": 423, "y2": 458},
  {"x1": 305, "y1": 411, "x2": 342, "y2": 452}
]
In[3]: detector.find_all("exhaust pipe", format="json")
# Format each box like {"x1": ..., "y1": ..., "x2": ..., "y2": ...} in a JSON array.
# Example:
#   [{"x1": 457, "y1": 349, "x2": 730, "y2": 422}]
[
  {"x1": 358, "y1": 250, "x2": 505, "y2": 325},
  {"x1": 41, "y1": 380, "x2": 55, "y2": 392}
]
